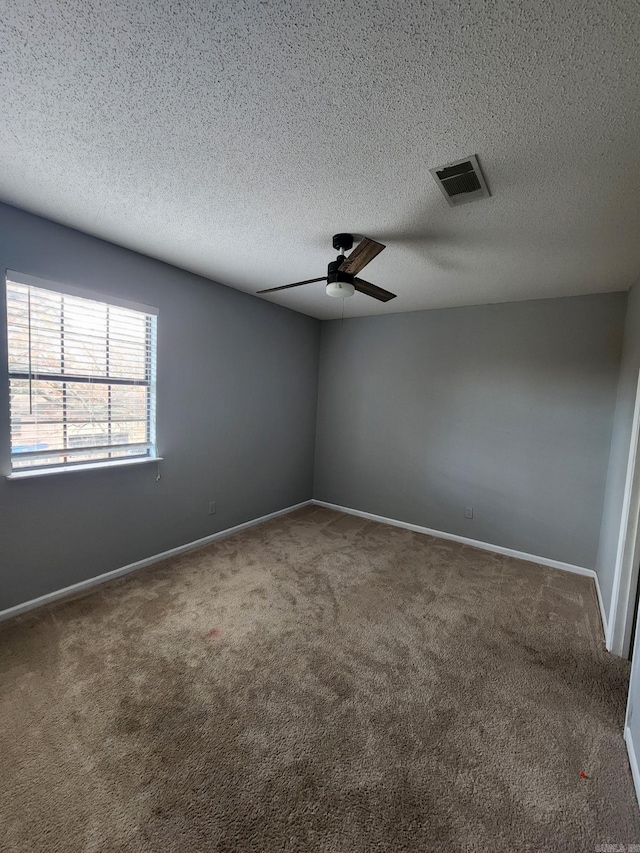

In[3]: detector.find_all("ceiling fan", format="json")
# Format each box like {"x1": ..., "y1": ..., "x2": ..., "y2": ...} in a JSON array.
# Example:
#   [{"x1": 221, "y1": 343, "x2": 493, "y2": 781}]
[{"x1": 257, "y1": 234, "x2": 396, "y2": 302}]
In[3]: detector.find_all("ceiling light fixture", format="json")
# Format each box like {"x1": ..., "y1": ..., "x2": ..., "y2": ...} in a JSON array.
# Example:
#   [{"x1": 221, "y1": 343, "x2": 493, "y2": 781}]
[
  {"x1": 326, "y1": 255, "x2": 356, "y2": 298},
  {"x1": 326, "y1": 280, "x2": 355, "y2": 298}
]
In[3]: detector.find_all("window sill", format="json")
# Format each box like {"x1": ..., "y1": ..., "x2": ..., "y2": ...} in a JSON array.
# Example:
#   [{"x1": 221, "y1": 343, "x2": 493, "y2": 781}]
[{"x1": 6, "y1": 456, "x2": 163, "y2": 480}]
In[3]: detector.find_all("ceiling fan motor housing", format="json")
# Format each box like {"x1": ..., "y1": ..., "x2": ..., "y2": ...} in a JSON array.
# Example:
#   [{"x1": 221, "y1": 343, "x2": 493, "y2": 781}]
[{"x1": 326, "y1": 258, "x2": 355, "y2": 297}]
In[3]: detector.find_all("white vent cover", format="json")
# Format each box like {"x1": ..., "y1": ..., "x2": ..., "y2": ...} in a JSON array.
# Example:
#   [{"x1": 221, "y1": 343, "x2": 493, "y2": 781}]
[{"x1": 430, "y1": 155, "x2": 491, "y2": 207}]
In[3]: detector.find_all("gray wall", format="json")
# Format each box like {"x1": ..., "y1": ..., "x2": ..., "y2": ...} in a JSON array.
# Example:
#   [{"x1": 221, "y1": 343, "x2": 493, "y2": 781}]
[
  {"x1": 0, "y1": 201, "x2": 631, "y2": 613},
  {"x1": 314, "y1": 295, "x2": 626, "y2": 569},
  {"x1": 0, "y1": 203, "x2": 320, "y2": 610},
  {"x1": 596, "y1": 278, "x2": 640, "y2": 617}
]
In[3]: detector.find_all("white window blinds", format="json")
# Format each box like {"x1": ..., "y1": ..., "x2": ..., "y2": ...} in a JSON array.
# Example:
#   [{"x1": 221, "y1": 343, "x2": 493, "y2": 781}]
[{"x1": 6, "y1": 272, "x2": 157, "y2": 472}]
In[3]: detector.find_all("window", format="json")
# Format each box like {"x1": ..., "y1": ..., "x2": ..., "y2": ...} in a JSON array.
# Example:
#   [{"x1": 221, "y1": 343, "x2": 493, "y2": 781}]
[{"x1": 5, "y1": 271, "x2": 157, "y2": 474}]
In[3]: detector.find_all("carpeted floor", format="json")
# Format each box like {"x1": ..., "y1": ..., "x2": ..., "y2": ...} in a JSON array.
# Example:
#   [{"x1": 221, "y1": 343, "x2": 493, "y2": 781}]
[{"x1": 1, "y1": 505, "x2": 639, "y2": 852}]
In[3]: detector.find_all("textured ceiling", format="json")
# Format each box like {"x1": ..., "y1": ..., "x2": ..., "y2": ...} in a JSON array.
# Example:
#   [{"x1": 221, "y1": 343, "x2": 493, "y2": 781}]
[{"x1": 1, "y1": 1, "x2": 640, "y2": 319}]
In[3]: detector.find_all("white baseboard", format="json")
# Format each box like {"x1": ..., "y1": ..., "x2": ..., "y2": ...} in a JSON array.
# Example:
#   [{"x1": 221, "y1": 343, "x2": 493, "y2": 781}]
[
  {"x1": 2, "y1": 497, "x2": 610, "y2": 645},
  {"x1": 594, "y1": 572, "x2": 608, "y2": 640},
  {"x1": 0, "y1": 500, "x2": 312, "y2": 623},
  {"x1": 312, "y1": 499, "x2": 609, "y2": 639},
  {"x1": 625, "y1": 727, "x2": 640, "y2": 808}
]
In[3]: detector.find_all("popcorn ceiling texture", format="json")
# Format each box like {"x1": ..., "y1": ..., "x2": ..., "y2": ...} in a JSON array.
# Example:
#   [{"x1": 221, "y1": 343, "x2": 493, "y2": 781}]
[
  {"x1": 1, "y1": 505, "x2": 639, "y2": 851},
  {"x1": 1, "y1": 0, "x2": 639, "y2": 318}
]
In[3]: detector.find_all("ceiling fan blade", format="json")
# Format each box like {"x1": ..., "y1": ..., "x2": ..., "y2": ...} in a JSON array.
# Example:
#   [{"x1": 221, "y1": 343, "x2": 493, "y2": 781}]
[
  {"x1": 339, "y1": 237, "x2": 386, "y2": 275},
  {"x1": 353, "y1": 278, "x2": 397, "y2": 302},
  {"x1": 257, "y1": 277, "x2": 327, "y2": 294}
]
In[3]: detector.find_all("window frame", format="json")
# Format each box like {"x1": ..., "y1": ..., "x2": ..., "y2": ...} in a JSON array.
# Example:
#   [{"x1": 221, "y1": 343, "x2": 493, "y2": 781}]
[{"x1": 4, "y1": 270, "x2": 159, "y2": 478}]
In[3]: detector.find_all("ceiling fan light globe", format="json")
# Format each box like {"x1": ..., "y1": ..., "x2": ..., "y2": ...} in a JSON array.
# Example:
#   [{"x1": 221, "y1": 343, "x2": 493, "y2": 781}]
[{"x1": 326, "y1": 281, "x2": 355, "y2": 298}]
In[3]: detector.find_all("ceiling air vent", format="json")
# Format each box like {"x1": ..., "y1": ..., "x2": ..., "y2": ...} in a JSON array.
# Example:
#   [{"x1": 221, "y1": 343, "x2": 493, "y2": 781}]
[{"x1": 430, "y1": 154, "x2": 491, "y2": 207}]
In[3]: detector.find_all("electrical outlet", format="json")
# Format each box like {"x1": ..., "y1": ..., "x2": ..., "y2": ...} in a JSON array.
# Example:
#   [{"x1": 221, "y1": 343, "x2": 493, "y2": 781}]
[
  {"x1": 208, "y1": 501, "x2": 216, "y2": 515},
  {"x1": 464, "y1": 507, "x2": 473, "y2": 519}
]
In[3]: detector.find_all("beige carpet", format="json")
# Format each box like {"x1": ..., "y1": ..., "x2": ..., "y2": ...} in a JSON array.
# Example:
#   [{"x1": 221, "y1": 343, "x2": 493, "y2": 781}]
[{"x1": 1, "y1": 505, "x2": 639, "y2": 852}]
